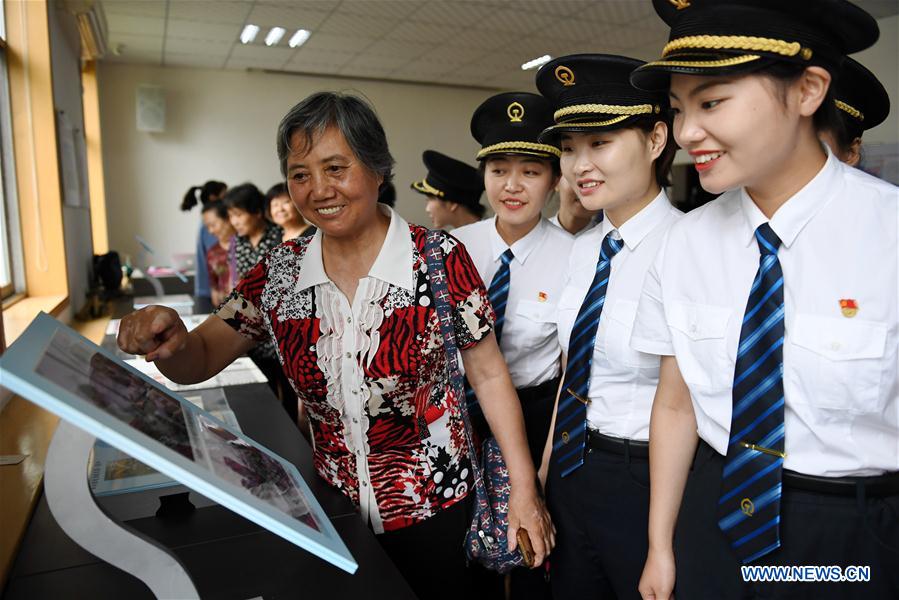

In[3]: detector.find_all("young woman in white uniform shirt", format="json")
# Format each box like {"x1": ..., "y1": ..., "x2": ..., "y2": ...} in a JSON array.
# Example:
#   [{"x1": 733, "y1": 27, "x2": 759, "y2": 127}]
[
  {"x1": 630, "y1": 1, "x2": 898, "y2": 599},
  {"x1": 453, "y1": 92, "x2": 572, "y2": 464},
  {"x1": 534, "y1": 54, "x2": 679, "y2": 599},
  {"x1": 452, "y1": 91, "x2": 569, "y2": 600}
]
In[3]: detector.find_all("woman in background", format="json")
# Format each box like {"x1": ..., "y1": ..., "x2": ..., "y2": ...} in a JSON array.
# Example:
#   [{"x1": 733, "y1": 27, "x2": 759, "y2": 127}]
[
  {"x1": 819, "y1": 56, "x2": 890, "y2": 167},
  {"x1": 266, "y1": 182, "x2": 314, "y2": 241},
  {"x1": 182, "y1": 180, "x2": 227, "y2": 303},
  {"x1": 224, "y1": 183, "x2": 283, "y2": 277},
  {"x1": 266, "y1": 182, "x2": 312, "y2": 433},
  {"x1": 201, "y1": 202, "x2": 235, "y2": 307},
  {"x1": 411, "y1": 150, "x2": 486, "y2": 230},
  {"x1": 223, "y1": 184, "x2": 297, "y2": 423}
]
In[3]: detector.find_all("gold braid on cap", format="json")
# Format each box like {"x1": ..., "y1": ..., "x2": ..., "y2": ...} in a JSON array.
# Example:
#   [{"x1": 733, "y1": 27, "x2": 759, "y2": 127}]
[
  {"x1": 476, "y1": 141, "x2": 561, "y2": 159},
  {"x1": 663, "y1": 35, "x2": 813, "y2": 60},
  {"x1": 642, "y1": 54, "x2": 762, "y2": 70},
  {"x1": 554, "y1": 103, "x2": 659, "y2": 122},
  {"x1": 834, "y1": 99, "x2": 864, "y2": 121},
  {"x1": 413, "y1": 178, "x2": 445, "y2": 197},
  {"x1": 543, "y1": 115, "x2": 632, "y2": 131}
]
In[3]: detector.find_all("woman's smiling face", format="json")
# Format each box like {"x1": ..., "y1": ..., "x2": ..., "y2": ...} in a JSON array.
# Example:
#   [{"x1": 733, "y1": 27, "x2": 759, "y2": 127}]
[
  {"x1": 268, "y1": 193, "x2": 303, "y2": 228},
  {"x1": 483, "y1": 155, "x2": 557, "y2": 229},
  {"x1": 668, "y1": 73, "x2": 805, "y2": 195},
  {"x1": 559, "y1": 127, "x2": 661, "y2": 214},
  {"x1": 286, "y1": 126, "x2": 383, "y2": 239}
]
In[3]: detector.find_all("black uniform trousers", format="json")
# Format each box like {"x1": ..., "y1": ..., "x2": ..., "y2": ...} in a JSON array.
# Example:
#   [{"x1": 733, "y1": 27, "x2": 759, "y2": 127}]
[
  {"x1": 675, "y1": 441, "x2": 899, "y2": 599},
  {"x1": 545, "y1": 434, "x2": 650, "y2": 599},
  {"x1": 508, "y1": 377, "x2": 559, "y2": 600}
]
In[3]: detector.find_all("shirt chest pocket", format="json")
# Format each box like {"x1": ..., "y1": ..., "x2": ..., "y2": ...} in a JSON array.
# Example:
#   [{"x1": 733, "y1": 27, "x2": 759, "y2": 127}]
[
  {"x1": 606, "y1": 299, "x2": 659, "y2": 369},
  {"x1": 515, "y1": 300, "x2": 558, "y2": 340},
  {"x1": 667, "y1": 301, "x2": 734, "y2": 388},
  {"x1": 788, "y1": 314, "x2": 888, "y2": 413}
]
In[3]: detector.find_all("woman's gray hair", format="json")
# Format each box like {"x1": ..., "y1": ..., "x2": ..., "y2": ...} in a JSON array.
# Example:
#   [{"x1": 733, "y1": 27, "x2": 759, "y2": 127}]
[{"x1": 276, "y1": 92, "x2": 395, "y2": 186}]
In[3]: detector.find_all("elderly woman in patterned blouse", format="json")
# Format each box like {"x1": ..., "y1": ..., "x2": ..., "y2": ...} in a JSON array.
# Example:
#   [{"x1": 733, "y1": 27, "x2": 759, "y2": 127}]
[{"x1": 117, "y1": 92, "x2": 554, "y2": 599}]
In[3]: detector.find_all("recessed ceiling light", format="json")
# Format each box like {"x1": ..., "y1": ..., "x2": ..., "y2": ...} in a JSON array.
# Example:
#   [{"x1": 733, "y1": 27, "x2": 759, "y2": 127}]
[
  {"x1": 240, "y1": 24, "x2": 260, "y2": 44},
  {"x1": 521, "y1": 54, "x2": 551, "y2": 70},
  {"x1": 288, "y1": 29, "x2": 311, "y2": 49},
  {"x1": 265, "y1": 26, "x2": 286, "y2": 46}
]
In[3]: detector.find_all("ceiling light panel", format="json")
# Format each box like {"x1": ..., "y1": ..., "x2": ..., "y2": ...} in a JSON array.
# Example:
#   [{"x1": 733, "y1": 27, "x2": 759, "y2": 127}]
[
  {"x1": 521, "y1": 54, "x2": 551, "y2": 70},
  {"x1": 288, "y1": 29, "x2": 311, "y2": 48},
  {"x1": 265, "y1": 26, "x2": 286, "y2": 46},
  {"x1": 240, "y1": 24, "x2": 260, "y2": 44}
]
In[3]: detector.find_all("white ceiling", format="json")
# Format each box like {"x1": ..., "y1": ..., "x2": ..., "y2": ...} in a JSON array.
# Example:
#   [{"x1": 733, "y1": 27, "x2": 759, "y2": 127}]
[{"x1": 101, "y1": 0, "x2": 899, "y2": 91}]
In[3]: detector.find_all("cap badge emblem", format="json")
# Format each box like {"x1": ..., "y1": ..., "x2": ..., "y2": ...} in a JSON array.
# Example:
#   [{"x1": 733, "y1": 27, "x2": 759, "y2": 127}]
[
  {"x1": 554, "y1": 65, "x2": 575, "y2": 86},
  {"x1": 740, "y1": 498, "x2": 755, "y2": 517},
  {"x1": 507, "y1": 102, "x2": 525, "y2": 122},
  {"x1": 839, "y1": 299, "x2": 858, "y2": 318},
  {"x1": 669, "y1": 0, "x2": 691, "y2": 9}
]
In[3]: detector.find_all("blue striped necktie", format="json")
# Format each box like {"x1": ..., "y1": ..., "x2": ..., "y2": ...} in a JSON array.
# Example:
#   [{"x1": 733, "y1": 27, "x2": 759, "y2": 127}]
[
  {"x1": 552, "y1": 232, "x2": 623, "y2": 477},
  {"x1": 717, "y1": 223, "x2": 786, "y2": 564},
  {"x1": 488, "y1": 249, "x2": 515, "y2": 344}
]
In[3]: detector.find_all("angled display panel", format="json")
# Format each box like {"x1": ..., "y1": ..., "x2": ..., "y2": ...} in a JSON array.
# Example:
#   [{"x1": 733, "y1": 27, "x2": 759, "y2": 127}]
[{"x1": 0, "y1": 312, "x2": 357, "y2": 574}]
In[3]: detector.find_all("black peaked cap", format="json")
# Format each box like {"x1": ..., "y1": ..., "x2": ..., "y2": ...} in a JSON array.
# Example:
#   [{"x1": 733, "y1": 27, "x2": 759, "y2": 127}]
[
  {"x1": 536, "y1": 54, "x2": 666, "y2": 142},
  {"x1": 470, "y1": 92, "x2": 560, "y2": 161},
  {"x1": 410, "y1": 150, "x2": 484, "y2": 209},
  {"x1": 631, "y1": 0, "x2": 879, "y2": 90},
  {"x1": 833, "y1": 56, "x2": 890, "y2": 132}
]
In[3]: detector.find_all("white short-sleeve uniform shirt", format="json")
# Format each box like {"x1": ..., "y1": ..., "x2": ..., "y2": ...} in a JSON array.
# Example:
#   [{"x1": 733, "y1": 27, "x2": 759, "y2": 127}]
[
  {"x1": 452, "y1": 217, "x2": 573, "y2": 388},
  {"x1": 632, "y1": 151, "x2": 898, "y2": 477},
  {"x1": 557, "y1": 191, "x2": 681, "y2": 441}
]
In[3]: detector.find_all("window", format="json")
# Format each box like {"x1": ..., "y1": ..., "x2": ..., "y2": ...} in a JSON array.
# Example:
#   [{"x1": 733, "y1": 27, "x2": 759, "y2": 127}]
[
  {"x1": 0, "y1": 0, "x2": 24, "y2": 301},
  {"x1": 1, "y1": 0, "x2": 67, "y2": 302}
]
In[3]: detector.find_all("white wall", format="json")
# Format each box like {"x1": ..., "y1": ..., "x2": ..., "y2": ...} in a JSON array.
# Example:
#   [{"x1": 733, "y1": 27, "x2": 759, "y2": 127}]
[{"x1": 98, "y1": 63, "x2": 493, "y2": 261}]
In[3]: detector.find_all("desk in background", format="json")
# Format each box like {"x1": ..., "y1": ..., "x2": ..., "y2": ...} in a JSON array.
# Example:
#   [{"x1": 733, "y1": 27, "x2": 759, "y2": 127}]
[{"x1": 129, "y1": 271, "x2": 195, "y2": 297}]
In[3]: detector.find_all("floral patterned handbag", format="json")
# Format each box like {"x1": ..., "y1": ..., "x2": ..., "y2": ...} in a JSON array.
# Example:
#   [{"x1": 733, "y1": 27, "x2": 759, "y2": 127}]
[{"x1": 424, "y1": 230, "x2": 525, "y2": 574}]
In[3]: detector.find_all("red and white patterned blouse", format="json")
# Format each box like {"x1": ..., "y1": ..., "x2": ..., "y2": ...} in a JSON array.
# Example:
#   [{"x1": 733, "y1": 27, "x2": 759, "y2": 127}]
[{"x1": 215, "y1": 207, "x2": 494, "y2": 533}]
